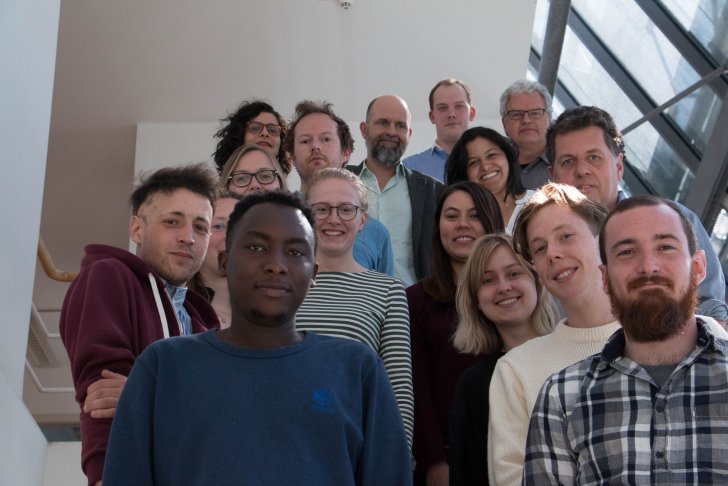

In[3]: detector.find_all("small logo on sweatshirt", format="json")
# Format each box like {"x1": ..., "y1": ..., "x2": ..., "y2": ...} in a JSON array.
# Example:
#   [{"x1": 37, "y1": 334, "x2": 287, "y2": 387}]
[{"x1": 310, "y1": 388, "x2": 335, "y2": 414}]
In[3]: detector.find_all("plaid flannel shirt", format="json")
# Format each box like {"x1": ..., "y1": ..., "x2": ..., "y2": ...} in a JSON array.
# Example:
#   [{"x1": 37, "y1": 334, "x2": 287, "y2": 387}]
[{"x1": 523, "y1": 318, "x2": 728, "y2": 485}]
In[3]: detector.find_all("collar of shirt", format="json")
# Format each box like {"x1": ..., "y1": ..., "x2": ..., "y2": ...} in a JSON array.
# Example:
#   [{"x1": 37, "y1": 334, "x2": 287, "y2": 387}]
[
  {"x1": 359, "y1": 161, "x2": 407, "y2": 194},
  {"x1": 598, "y1": 318, "x2": 726, "y2": 373},
  {"x1": 164, "y1": 281, "x2": 192, "y2": 335},
  {"x1": 431, "y1": 142, "x2": 448, "y2": 156}
]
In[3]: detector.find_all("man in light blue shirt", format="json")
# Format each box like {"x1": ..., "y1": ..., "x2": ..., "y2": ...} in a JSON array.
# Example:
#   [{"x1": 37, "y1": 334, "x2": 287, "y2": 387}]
[
  {"x1": 403, "y1": 78, "x2": 475, "y2": 183},
  {"x1": 348, "y1": 95, "x2": 443, "y2": 286}
]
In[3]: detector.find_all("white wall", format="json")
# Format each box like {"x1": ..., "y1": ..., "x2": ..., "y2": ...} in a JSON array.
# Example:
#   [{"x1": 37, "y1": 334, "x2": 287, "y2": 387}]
[
  {"x1": 43, "y1": 443, "x2": 85, "y2": 486},
  {"x1": 131, "y1": 0, "x2": 534, "y2": 183},
  {"x1": 0, "y1": 0, "x2": 60, "y2": 484}
]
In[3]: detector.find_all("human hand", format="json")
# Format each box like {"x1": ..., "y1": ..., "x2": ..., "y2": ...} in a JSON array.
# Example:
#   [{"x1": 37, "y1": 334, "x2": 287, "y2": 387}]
[{"x1": 83, "y1": 369, "x2": 127, "y2": 419}]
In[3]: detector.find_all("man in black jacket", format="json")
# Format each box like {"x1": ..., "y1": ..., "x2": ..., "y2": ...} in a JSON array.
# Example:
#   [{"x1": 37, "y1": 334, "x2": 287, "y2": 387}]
[{"x1": 348, "y1": 94, "x2": 443, "y2": 286}]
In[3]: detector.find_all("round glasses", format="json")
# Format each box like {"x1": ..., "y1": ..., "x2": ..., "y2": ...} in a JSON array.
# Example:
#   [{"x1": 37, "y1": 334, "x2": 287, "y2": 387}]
[
  {"x1": 246, "y1": 121, "x2": 282, "y2": 136},
  {"x1": 310, "y1": 203, "x2": 361, "y2": 221},
  {"x1": 228, "y1": 169, "x2": 279, "y2": 188},
  {"x1": 505, "y1": 108, "x2": 547, "y2": 121}
]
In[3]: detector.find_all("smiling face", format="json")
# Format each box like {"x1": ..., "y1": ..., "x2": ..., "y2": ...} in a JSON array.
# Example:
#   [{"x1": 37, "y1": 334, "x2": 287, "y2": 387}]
[
  {"x1": 430, "y1": 83, "x2": 475, "y2": 146},
  {"x1": 502, "y1": 91, "x2": 551, "y2": 152},
  {"x1": 307, "y1": 178, "x2": 367, "y2": 258},
  {"x1": 526, "y1": 204, "x2": 603, "y2": 303},
  {"x1": 465, "y1": 136, "x2": 510, "y2": 198},
  {"x1": 228, "y1": 150, "x2": 281, "y2": 196},
  {"x1": 130, "y1": 188, "x2": 213, "y2": 286},
  {"x1": 439, "y1": 190, "x2": 486, "y2": 265},
  {"x1": 477, "y1": 244, "x2": 538, "y2": 329},
  {"x1": 550, "y1": 125, "x2": 624, "y2": 210},
  {"x1": 292, "y1": 113, "x2": 349, "y2": 183},
  {"x1": 223, "y1": 202, "x2": 316, "y2": 327},
  {"x1": 199, "y1": 197, "x2": 238, "y2": 279},
  {"x1": 244, "y1": 111, "x2": 282, "y2": 158},
  {"x1": 601, "y1": 204, "x2": 705, "y2": 340}
]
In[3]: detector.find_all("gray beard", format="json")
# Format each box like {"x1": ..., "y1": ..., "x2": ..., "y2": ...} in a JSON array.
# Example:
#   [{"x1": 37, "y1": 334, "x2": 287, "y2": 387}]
[{"x1": 370, "y1": 139, "x2": 405, "y2": 168}]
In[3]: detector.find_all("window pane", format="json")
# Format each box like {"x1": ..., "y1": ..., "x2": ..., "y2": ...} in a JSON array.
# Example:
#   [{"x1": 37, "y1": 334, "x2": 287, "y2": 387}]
[
  {"x1": 531, "y1": 0, "x2": 550, "y2": 56},
  {"x1": 623, "y1": 123, "x2": 694, "y2": 202},
  {"x1": 573, "y1": 0, "x2": 702, "y2": 103},
  {"x1": 661, "y1": 0, "x2": 728, "y2": 64},
  {"x1": 666, "y1": 84, "x2": 723, "y2": 153},
  {"x1": 556, "y1": 27, "x2": 642, "y2": 127}
]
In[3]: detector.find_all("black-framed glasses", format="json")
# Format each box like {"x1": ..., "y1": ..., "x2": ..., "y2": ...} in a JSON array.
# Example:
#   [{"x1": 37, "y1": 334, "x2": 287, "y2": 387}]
[
  {"x1": 228, "y1": 169, "x2": 279, "y2": 188},
  {"x1": 505, "y1": 108, "x2": 547, "y2": 121},
  {"x1": 246, "y1": 121, "x2": 282, "y2": 136},
  {"x1": 310, "y1": 203, "x2": 361, "y2": 221}
]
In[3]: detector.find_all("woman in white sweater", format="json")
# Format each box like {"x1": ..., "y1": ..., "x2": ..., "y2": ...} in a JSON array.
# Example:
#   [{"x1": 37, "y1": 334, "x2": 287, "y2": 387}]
[{"x1": 296, "y1": 168, "x2": 414, "y2": 450}]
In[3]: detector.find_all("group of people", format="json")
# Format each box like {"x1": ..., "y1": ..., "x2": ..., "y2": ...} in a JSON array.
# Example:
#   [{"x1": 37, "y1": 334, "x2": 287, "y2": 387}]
[{"x1": 58, "y1": 77, "x2": 728, "y2": 486}]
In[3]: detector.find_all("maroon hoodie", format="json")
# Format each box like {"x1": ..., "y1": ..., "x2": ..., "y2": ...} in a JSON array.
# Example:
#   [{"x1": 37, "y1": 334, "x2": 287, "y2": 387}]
[{"x1": 60, "y1": 244, "x2": 219, "y2": 485}]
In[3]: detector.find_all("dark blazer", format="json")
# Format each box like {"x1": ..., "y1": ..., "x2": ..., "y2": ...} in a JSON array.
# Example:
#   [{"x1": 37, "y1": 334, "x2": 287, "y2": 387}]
[{"x1": 348, "y1": 161, "x2": 443, "y2": 281}]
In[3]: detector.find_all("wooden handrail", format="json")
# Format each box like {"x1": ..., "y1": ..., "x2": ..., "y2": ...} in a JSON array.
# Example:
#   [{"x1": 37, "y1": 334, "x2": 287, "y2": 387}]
[{"x1": 38, "y1": 238, "x2": 77, "y2": 282}]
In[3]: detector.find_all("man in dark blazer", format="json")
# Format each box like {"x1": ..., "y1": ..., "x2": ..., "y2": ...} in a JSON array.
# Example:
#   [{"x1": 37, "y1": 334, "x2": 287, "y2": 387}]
[{"x1": 348, "y1": 94, "x2": 443, "y2": 286}]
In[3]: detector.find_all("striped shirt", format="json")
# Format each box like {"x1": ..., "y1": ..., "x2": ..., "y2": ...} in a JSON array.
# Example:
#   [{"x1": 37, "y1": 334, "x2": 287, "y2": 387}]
[
  {"x1": 296, "y1": 271, "x2": 414, "y2": 449},
  {"x1": 523, "y1": 318, "x2": 728, "y2": 485}
]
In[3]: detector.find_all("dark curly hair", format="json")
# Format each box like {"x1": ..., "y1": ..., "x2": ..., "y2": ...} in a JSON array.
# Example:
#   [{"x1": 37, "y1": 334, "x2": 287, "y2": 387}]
[
  {"x1": 213, "y1": 99, "x2": 291, "y2": 175},
  {"x1": 445, "y1": 126, "x2": 525, "y2": 204},
  {"x1": 225, "y1": 191, "x2": 315, "y2": 251}
]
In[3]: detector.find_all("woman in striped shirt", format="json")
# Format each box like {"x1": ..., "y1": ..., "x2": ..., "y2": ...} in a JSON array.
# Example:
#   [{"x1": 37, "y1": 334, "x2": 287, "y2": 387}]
[{"x1": 296, "y1": 168, "x2": 414, "y2": 451}]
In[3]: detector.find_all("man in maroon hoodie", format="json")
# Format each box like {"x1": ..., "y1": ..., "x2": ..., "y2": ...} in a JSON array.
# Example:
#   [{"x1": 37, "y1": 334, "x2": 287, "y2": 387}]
[{"x1": 60, "y1": 163, "x2": 220, "y2": 485}]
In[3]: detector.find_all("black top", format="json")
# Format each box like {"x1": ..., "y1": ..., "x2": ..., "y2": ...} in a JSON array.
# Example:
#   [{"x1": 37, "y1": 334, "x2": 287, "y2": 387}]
[{"x1": 449, "y1": 353, "x2": 504, "y2": 486}]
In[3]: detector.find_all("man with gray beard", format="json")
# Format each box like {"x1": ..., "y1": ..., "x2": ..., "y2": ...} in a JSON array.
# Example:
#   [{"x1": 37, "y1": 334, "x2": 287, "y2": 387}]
[
  {"x1": 348, "y1": 95, "x2": 442, "y2": 286},
  {"x1": 523, "y1": 195, "x2": 728, "y2": 485}
]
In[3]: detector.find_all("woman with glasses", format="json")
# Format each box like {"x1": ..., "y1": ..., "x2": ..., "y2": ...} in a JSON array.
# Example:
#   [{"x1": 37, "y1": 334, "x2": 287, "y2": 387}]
[
  {"x1": 296, "y1": 168, "x2": 414, "y2": 452},
  {"x1": 213, "y1": 99, "x2": 292, "y2": 175},
  {"x1": 448, "y1": 234, "x2": 557, "y2": 486},
  {"x1": 407, "y1": 181, "x2": 504, "y2": 486},
  {"x1": 446, "y1": 127, "x2": 533, "y2": 234},
  {"x1": 219, "y1": 144, "x2": 289, "y2": 196}
]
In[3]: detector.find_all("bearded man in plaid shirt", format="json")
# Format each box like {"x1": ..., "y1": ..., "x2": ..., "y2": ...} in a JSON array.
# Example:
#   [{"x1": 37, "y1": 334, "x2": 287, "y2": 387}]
[{"x1": 523, "y1": 195, "x2": 728, "y2": 485}]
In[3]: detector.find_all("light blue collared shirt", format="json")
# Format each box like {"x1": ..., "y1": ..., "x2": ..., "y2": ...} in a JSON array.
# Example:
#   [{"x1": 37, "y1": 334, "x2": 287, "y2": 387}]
[
  {"x1": 359, "y1": 163, "x2": 416, "y2": 286},
  {"x1": 402, "y1": 143, "x2": 449, "y2": 182},
  {"x1": 165, "y1": 283, "x2": 191, "y2": 336}
]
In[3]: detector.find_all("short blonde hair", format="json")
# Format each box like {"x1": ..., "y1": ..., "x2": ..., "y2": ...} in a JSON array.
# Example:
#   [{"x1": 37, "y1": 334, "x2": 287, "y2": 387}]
[
  {"x1": 453, "y1": 234, "x2": 557, "y2": 354},
  {"x1": 513, "y1": 182, "x2": 608, "y2": 262},
  {"x1": 304, "y1": 168, "x2": 368, "y2": 212},
  {"x1": 218, "y1": 144, "x2": 289, "y2": 193}
]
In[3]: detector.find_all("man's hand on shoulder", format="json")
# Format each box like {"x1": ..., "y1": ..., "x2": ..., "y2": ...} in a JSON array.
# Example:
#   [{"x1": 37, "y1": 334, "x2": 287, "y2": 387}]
[{"x1": 83, "y1": 369, "x2": 127, "y2": 419}]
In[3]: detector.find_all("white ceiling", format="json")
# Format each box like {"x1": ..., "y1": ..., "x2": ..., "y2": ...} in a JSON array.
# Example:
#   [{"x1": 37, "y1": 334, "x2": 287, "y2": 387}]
[{"x1": 26, "y1": 0, "x2": 538, "y2": 424}]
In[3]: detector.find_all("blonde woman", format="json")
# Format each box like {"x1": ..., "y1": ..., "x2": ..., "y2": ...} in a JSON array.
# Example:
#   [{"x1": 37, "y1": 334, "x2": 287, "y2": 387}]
[
  {"x1": 449, "y1": 234, "x2": 557, "y2": 486},
  {"x1": 296, "y1": 168, "x2": 413, "y2": 451},
  {"x1": 219, "y1": 144, "x2": 289, "y2": 196}
]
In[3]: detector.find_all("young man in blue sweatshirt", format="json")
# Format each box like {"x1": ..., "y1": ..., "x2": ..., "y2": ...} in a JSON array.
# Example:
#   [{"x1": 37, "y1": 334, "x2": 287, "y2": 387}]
[{"x1": 102, "y1": 191, "x2": 412, "y2": 485}]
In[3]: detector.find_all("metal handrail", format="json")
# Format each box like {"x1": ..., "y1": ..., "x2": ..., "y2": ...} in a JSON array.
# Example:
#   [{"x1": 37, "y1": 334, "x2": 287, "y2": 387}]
[
  {"x1": 37, "y1": 238, "x2": 77, "y2": 282},
  {"x1": 622, "y1": 61, "x2": 728, "y2": 136}
]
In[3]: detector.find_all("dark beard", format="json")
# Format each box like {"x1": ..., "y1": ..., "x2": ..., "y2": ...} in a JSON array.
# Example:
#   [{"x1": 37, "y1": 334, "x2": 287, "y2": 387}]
[
  {"x1": 369, "y1": 136, "x2": 405, "y2": 167},
  {"x1": 608, "y1": 273, "x2": 697, "y2": 343}
]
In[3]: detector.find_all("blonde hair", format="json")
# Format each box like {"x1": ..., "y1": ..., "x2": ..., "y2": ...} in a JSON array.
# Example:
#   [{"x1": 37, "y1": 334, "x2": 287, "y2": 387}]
[
  {"x1": 218, "y1": 144, "x2": 289, "y2": 192},
  {"x1": 513, "y1": 183, "x2": 607, "y2": 262},
  {"x1": 453, "y1": 234, "x2": 557, "y2": 354},
  {"x1": 304, "y1": 168, "x2": 369, "y2": 212}
]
